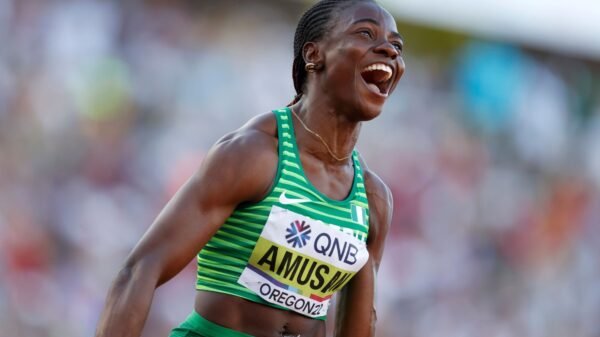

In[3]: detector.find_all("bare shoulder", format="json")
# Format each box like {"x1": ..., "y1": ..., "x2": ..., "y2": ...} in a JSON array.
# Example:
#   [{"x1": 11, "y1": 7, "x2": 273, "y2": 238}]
[
  {"x1": 217, "y1": 111, "x2": 278, "y2": 149},
  {"x1": 364, "y1": 171, "x2": 392, "y2": 209},
  {"x1": 240, "y1": 111, "x2": 279, "y2": 137},
  {"x1": 359, "y1": 158, "x2": 393, "y2": 218},
  {"x1": 198, "y1": 111, "x2": 279, "y2": 204}
]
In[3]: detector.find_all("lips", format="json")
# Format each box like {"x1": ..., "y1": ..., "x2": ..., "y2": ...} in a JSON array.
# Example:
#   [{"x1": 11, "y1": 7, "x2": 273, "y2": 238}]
[{"x1": 360, "y1": 62, "x2": 394, "y2": 97}]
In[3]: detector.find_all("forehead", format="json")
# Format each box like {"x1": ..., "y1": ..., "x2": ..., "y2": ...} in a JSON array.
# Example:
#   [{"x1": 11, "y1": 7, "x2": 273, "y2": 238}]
[{"x1": 333, "y1": 2, "x2": 398, "y2": 34}]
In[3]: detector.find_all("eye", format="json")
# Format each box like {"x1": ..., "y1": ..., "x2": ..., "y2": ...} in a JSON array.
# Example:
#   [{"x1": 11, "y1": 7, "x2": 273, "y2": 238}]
[
  {"x1": 358, "y1": 29, "x2": 374, "y2": 39},
  {"x1": 392, "y1": 42, "x2": 403, "y2": 52}
]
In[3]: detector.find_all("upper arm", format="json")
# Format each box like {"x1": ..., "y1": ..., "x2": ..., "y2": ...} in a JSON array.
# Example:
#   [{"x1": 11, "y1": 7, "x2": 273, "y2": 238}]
[
  {"x1": 364, "y1": 168, "x2": 393, "y2": 270},
  {"x1": 123, "y1": 115, "x2": 278, "y2": 286},
  {"x1": 333, "y1": 165, "x2": 393, "y2": 336}
]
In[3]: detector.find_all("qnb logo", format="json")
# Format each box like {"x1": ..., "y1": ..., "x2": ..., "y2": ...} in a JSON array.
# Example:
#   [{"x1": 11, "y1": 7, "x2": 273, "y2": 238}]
[{"x1": 285, "y1": 220, "x2": 312, "y2": 248}]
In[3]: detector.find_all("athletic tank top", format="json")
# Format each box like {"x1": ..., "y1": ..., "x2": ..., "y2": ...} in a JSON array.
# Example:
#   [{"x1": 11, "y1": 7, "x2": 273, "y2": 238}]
[{"x1": 196, "y1": 107, "x2": 370, "y2": 320}]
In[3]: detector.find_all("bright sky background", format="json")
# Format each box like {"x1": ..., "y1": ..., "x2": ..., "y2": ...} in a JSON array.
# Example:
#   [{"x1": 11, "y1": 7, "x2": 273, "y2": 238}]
[{"x1": 381, "y1": 0, "x2": 600, "y2": 59}]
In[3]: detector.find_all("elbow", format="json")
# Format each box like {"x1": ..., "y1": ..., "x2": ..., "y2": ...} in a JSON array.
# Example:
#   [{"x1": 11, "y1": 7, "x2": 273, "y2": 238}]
[
  {"x1": 110, "y1": 262, "x2": 137, "y2": 290},
  {"x1": 371, "y1": 307, "x2": 378, "y2": 332},
  {"x1": 112, "y1": 256, "x2": 159, "y2": 290}
]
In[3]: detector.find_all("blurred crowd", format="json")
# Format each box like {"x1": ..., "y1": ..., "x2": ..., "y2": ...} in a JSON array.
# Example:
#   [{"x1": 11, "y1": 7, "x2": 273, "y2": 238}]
[{"x1": 1, "y1": 1, "x2": 599, "y2": 337}]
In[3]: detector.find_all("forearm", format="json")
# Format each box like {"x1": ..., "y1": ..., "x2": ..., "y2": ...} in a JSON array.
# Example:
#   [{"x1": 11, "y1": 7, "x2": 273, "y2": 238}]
[
  {"x1": 334, "y1": 264, "x2": 376, "y2": 337},
  {"x1": 335, "y1": 293, "x2": 375, "y2": 337},
  {"x1": 95, "y1": 264, "x2": 158, "y2": 337}
]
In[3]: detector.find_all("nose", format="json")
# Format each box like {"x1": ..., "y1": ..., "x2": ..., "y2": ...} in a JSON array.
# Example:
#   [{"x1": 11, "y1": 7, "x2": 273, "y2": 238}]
[{"x1": 374, "y1": 40, "x2": 399, "y2": 60}]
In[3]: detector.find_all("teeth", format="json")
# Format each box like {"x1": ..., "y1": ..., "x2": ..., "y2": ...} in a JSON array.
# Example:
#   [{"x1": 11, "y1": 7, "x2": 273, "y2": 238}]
[{"x1": 361, "y1": 63, "x2": 393, "y2": 81}]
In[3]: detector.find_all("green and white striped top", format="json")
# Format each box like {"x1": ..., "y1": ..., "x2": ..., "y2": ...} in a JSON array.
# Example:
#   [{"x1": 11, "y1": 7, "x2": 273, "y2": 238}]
[{"x1": 196, "y1": 107, "x2": 370, "y2": 320}]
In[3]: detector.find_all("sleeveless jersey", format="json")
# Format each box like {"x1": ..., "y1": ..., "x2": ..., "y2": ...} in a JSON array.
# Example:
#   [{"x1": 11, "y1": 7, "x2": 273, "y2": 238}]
[{"x1": 196, "y1": 107, "x2": 370, "y2": 319}]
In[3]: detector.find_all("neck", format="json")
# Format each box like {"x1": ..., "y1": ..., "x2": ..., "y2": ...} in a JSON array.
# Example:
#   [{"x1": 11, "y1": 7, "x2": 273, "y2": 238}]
[{"x1": 290, "y1": 94, "x2": 361, "y2": 165}]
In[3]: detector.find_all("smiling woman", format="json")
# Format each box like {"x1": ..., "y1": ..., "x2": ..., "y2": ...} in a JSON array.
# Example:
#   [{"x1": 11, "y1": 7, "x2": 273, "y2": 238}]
[{"x1": 94, "y1": 1, "x2": 404, "y2": 337}]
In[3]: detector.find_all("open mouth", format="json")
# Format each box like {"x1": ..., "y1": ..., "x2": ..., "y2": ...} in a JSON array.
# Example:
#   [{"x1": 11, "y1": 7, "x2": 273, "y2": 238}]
[{"x1": 360, "y1": 63, "x2": 393, "y2": 97}]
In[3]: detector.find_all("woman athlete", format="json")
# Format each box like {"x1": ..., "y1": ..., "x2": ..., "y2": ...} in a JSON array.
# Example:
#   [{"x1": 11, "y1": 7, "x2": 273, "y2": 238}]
[{"x1": 95, "y1": 0, "x2": 404, "y2": 336}]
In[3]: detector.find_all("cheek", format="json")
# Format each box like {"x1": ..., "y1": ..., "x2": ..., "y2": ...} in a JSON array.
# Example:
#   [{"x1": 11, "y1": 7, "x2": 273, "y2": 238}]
[
  {"x1": 397, "y1": 58, "x2": 406, "y2": 79},
  {"x1": 389, "y1": 57, "x2": 405, "y2": 86},
  {"x1": 324, "y1": 44, "x2": 364, "y2": 83}
]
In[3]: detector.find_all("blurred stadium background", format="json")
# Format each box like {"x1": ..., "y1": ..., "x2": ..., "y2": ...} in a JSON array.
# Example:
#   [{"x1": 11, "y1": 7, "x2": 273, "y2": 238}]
[{"x1": 1, "y1": 0, "x2": 600, "y2": 336}]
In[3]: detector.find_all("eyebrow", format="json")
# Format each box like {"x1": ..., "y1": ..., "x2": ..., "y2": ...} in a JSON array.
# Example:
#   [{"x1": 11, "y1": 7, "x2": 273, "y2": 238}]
[{"x1": 351, "y1": 18, "x2": 404, "y2": 41}]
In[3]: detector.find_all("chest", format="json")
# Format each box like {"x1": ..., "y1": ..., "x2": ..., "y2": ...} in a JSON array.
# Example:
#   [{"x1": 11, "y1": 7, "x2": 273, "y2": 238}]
[{"x1": 298, "y1": 154, "x2": 355, "y2": 201}]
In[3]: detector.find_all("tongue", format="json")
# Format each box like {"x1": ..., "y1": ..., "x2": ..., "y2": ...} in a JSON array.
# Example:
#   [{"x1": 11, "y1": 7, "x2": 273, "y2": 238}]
[{"x1": 366, "y1": 82, "x2": 380, "y2": 94}]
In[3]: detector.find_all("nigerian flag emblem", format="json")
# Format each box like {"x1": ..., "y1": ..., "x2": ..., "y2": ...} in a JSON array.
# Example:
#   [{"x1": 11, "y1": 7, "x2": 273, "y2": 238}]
[{"x1": 351, "y1": 204, "x2": 367, "y2": 226}]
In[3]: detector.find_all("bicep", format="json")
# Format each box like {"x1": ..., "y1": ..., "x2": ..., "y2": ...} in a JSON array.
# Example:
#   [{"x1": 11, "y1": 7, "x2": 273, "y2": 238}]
[
  {"x1": 125, "y1": 172, "x2": 233, "y2": 286},
  {"x1": 364, "y1": 179, "x2": 392, "y2": 278},
  {"x1": 334, "y1": 171, "x2": 393, "y2": 336},
  {"x1": 124, "y1": 131, "x2": 277, "y2": 286},
  {"x1": 337, "y1": 179, "x2": 392, "y2": 299}
]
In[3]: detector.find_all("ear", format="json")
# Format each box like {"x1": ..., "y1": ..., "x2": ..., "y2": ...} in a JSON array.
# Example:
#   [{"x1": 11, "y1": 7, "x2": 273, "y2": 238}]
[{"x1": 302, "y1": 41, "x2": 324, "y2": 66}]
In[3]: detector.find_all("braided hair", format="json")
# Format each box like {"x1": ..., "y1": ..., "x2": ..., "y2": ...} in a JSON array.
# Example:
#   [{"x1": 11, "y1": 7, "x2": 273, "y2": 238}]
[{"x1": 289, "y1": 0, "x2": 375, "y2": 105}]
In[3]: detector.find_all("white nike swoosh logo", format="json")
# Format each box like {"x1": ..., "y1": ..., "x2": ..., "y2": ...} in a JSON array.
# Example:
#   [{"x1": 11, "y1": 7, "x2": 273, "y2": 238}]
[{"x1": 279, "y1": 191, "x2": 311, "y2": 205}]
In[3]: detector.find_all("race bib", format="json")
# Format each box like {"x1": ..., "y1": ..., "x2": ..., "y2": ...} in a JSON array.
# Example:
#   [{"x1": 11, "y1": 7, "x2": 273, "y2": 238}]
[{"x1": 237, "y1": 206, "x2": 369, "y2": 317}]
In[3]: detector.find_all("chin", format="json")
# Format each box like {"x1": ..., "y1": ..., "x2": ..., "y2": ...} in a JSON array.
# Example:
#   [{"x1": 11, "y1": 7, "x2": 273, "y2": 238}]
[
  {"x1": 349, "y1": 84, "x2": 389, "y2": 121},
  {"x1": 356, "y1": 99, "x2": 384, "y2": 121},
  {"x1": 343, "y1": 72, "x2": 396, "y2": 121}
]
